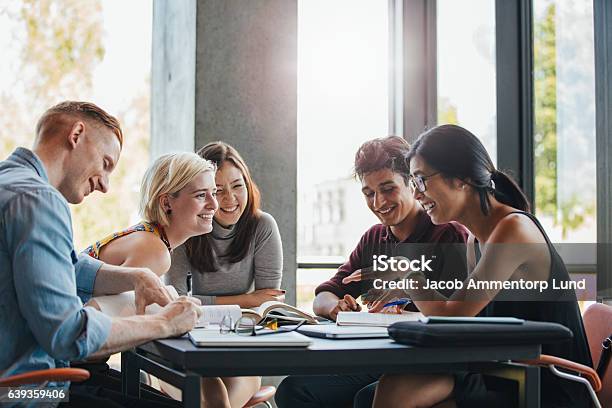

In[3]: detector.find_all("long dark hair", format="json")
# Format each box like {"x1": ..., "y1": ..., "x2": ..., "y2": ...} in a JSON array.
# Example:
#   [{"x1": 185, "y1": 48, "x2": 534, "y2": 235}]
[
  {"x1": 408, "y1": 124, "x2": 530, "y2": 215},
  {"x1": 185, "y1": 142, "x2": 261, "y2": 272}
]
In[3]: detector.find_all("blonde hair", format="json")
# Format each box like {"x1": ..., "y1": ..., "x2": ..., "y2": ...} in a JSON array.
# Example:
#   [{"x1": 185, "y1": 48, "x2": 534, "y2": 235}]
[{"x1": 139, "y1": 152, "x2": 216, "y2": 226}]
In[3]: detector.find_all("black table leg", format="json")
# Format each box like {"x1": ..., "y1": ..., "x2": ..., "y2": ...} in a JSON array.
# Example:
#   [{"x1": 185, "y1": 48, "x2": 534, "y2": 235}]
[
  {"x1": 520, "y1": 364, "x2": 540, "y2": 408},
  {"x1": 182, "y1": 374, "x2": 201, "y2": 408},
  {"x1": 121, "y1": 350, "x2": 141, "y2": 398},
  {"x1": 470, "y1": 362, "x2": 540, "y2": 408}
]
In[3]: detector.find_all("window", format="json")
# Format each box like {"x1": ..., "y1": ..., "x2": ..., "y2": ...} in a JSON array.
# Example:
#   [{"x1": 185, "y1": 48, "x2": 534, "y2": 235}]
[
  {"x1": 436, "y1": 0, "x2": 497, "y2": 163},
  {"x1": 532, "y1": 0, "x2": 596, "y2": 245},
  {"x1": 297, "y1": 0, "x2": 389, "y2": 311}
]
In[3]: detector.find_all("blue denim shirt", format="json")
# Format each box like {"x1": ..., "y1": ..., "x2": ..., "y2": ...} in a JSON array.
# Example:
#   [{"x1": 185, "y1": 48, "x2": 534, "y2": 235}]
[{"x1": 0, "y1": 148, "x2": 112, "y2": 381}]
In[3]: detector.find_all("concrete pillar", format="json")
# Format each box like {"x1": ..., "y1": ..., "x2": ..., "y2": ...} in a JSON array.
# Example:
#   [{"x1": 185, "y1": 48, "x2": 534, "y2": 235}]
[
  {"x1": 152, "y1": 0, "x2": 298, "y2": 305},
  {"x1": 151, "y1": 0, "x2": 197, "y2": 155}
]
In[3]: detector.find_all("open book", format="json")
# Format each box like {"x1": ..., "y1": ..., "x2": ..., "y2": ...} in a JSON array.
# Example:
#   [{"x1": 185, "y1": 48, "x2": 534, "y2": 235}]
[
  {"x1": 336, "y1": 311, "x2": 424, "y2": 327},
  {"x1": 241, "y1": 301, "x2": 318, "y2": 325}
]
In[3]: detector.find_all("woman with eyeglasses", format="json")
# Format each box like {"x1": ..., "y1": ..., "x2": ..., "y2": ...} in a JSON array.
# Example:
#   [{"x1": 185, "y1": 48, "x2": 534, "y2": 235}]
[
  {"x1": 343, "y1": 125, "x2": 591, "y2": 408},
  {"x1": 164, "y1": 141, "x2": 283, "y2": 407}
]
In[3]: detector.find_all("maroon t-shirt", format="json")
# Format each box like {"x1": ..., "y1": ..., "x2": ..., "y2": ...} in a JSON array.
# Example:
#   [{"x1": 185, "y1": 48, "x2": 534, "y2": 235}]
[{"x1": 315, "y1": 210, "x2": 469, "y2": 300}]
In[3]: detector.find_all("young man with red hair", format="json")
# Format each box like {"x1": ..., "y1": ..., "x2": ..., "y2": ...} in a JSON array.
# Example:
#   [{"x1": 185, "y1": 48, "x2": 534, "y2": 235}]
[{"x1": 276, "y1": 136, "x2": 469, "y2": 408}]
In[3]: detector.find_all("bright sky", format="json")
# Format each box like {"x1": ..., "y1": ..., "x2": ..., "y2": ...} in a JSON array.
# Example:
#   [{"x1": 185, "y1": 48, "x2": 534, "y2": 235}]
[
  {"x1": 0, "y1": 0, "x2": 151, "y2": 116},
  {"x1": 0, "y1": 5, "x2": 23, "y2": 90},
  {"x1": 92, "y1": 0, "x2": 152, "y2": 112},
  {"x1": 436, "y1": 0, "x2": 497, "y2": 162},
  {"x1": 297, "y1": 0, "x2": 389, "y2": 189}
]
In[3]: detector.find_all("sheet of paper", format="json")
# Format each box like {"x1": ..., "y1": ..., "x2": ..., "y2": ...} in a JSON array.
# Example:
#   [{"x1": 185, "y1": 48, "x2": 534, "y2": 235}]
[
  {"x1": 94, "y1": 285, "x2": 179, "y2": 317},
  {"x1": 198, "y1": 305, "x2": 242, "y2": 327}
]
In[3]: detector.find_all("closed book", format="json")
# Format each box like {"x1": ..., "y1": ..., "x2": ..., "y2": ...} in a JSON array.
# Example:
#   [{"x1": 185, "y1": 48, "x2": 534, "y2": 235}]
[{"x1": 336, "y1": 311, "x2": 424, "y2": 327}]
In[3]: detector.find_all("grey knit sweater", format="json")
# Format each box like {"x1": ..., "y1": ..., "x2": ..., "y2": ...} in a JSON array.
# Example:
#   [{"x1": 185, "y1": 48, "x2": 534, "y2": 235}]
[{"x1": 164, "y1": 211, "x2": 283, "y2": 305}]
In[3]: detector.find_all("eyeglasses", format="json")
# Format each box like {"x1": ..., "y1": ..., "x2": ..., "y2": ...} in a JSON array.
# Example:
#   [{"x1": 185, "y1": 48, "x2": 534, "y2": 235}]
[
  {"x1": 219, "y1": 315, "x2": 306, "y2": 336},
  {"x1": 409, "y1": 172, "x2": 440, "y2": 193}
]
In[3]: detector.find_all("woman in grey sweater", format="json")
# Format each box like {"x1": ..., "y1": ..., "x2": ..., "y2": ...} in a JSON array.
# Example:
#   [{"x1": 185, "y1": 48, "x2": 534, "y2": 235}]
[{"x1": 165, "y1": 141, "x2": 283, "y2": 407}]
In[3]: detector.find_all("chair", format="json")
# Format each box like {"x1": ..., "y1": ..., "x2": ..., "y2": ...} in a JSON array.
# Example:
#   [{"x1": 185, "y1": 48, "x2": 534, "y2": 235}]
[
  {"x1": 584, "y1": 303, "x2": 612, "y2": 406},
  {"x1": 0, "y1": 368, "x2": 90, "y2": 386},
  {"x1": 0, "y1": 367, "x2": 90, "y2": 406},
  {"x1": 520, "y1": 303, "x2": 612, "y2": 408},
  {"x1": 0, "y1": 366, "x2": 90, "y2": 406},
  {"x1": 243, "y1": 385, "x2": 276, "y2": 408}
]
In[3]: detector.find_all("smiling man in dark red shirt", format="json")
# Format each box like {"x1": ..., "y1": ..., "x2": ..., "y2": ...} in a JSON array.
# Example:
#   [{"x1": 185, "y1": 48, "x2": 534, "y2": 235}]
[
  {"x1": 315, "y1": 136, "x2": 468, "y2": 320},
  {"x1": 276, "y1": 136, "x2": 468, "y2": 408}
]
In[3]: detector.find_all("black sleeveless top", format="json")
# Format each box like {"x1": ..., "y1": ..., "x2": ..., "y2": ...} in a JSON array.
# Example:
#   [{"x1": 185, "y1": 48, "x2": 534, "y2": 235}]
[{"x1": 475, "y1": 211, "x2": 592, "y2": 407}]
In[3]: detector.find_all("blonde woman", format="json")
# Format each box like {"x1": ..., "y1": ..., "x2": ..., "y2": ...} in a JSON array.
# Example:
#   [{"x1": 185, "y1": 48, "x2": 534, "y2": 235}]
[
  {"x1": 84, "y1": 152, "x2": 218, "y2": 275},
  {"x1": 85, "y1": 152, "x2": 241, "y2": 407}
]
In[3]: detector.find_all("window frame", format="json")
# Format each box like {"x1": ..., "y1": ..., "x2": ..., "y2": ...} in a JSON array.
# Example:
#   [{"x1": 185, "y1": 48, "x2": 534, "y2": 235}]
[
  {"x1": 401, "y1": 0, "x2": 437, "y2": 142},
  {"x1": 407, "y1": 0, "x2": 603, "y2": 287},
  {"x1": 595, "y1": 0, "x2": 612, "y2": 300},
  {"x1": 495, "y1": 0, "x2": 534, "y2": 206}
]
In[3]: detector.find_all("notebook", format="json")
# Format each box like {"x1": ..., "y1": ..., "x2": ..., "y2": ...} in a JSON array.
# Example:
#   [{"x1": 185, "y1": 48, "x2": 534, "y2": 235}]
[
  {"x1": 188, "y1": 327, "x2": 313, "y2": 347},
  {"x1": 336, "y1": 311, "x2": 424, "y2": 327},
  {"x1": 297, "y1": 324, "x2": 389, "y2": 339}
]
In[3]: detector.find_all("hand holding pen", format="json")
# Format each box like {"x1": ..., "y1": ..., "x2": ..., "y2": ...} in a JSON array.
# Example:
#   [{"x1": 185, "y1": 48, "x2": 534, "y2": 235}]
[
  {"x1": 361, "y1": 286, "x2": 410, "y2": 313},
  {"x1": 369, "y1": 297, "x2": 411, "y2": 314}
]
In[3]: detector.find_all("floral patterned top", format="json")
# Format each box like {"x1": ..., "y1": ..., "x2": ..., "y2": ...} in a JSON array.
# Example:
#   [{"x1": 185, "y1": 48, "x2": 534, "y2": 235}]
[{"x1": 83, "y1": 221, "x2": 171, "y2": 259}]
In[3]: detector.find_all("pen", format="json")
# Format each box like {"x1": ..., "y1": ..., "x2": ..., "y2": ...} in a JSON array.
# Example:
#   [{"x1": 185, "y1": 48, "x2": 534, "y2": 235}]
[
  {"x1": 382, "y1": 298, "x2": 411, "y2": 308},
  {"x1": 187, "y1": 271, "x2": 192, "y2": 297}
]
